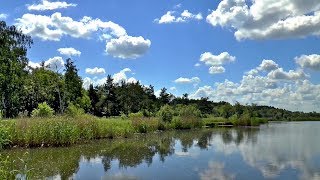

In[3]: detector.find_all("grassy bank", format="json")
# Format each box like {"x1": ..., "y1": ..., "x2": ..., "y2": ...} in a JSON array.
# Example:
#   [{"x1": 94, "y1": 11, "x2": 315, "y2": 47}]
[{"x1": 0, "y1": 114, "x2": 267, "y2": 150}]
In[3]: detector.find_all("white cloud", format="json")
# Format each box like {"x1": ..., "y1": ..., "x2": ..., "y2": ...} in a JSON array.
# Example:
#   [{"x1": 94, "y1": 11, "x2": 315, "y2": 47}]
[
  {"x1": 28, "y1": 56, "x2": 65, "y2": 72},
  {"x1": 207, "y1": 0, "x2": 320, "y2": 40},
  {"x1": 27, "y1": 0, "x2": 77, "y2": 11},
  {"x1": 0, "y1": 13, "x2": 8, "y2": 19},
  {"x1": 85, "y1": 67, "x2": 106, "y2": 75},
  {"x1": 16, "y1": 12, "x2": 127, "y2": 41},
  {"x1": 194, "y1": 63, "x2": 201, "y2": 67},
  {"x1": 82, "y1": 68, "x2": 137, "y2": 89},
  {"x1": 127, "y1": 77, "x2": 137, "y2": 83},
  {"x1": 200, "y1": 52, "x2": 235, "y2": 66},
  {"x1": 170, "y1": 87, "x2": 177, "y2": 91},
  {"x1": 44, "y1": 56, "x2": 64, "y2": 71},
  {"x1": 155, "y1": 10, "x2": 203, "y2": 24},
  {"x1": 209, "y1": 66, "x2": 225, "y2": 74},
  {"x1": 58, "y1": 47, "x2": 81, "y2": 57},
  {"x1": 190, "y1": 57, "x2": 319, "y2": 112},
  {"x1": 83, "y1": 77, "x2": 93, "y2": 90},
  {"x1": 156, "y1": 11, "x2": 176, "y2": 24},
  {"x1": 16, "y1": 12, "x2": 150, "y2": 59},
  {"x1": 112, "y1": 68, "x2": 132, "y2": 83},
  {"x1": 199, "y1": 52, "x2": 235, "y2": 75},
  {"x1": 267, "y1": 68, "x2": 308, "y2": 81},
  {"x1": 28, "y1": 61, "x2": 41, "y2": 69},
  {"x1": 106, "y1": 35, "x2": 151, "y2": 59},
  {"x1": 257, "y1": 60, "x2": 279, "y2": 71},
  {"x1": 174, "y1": 77, "x2": 200, "y2": 84},
  {"x1": 295, "y1": 54, "x2": 320, "y2": 71}
]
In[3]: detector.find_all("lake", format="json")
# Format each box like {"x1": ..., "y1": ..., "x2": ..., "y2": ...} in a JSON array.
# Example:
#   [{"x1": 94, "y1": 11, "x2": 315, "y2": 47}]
[{"x1": 3, "y1": 121, "x2": 320, "y2": 180}]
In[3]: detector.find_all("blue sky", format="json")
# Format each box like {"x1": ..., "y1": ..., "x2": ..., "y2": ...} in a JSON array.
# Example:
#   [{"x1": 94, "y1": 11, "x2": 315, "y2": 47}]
[{"x1": 1, "y1": 0, "x2": 320, "y2": 112}]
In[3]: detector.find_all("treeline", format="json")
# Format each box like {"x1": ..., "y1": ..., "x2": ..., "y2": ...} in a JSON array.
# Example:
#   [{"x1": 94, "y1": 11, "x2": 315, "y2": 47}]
[{"x1": 0, "y1": 20, "x2": 320, "y2": 120}]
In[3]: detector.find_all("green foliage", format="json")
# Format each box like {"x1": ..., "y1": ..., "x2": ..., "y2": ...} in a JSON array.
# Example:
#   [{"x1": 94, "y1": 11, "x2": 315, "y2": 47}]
[
  {"x1": 158, "y1": 105, "x2": 174, "y2": 123},
  {"x1": 0, "y1": 122, "x2": 12, "y2": 149},
  {"x1": 65, "y1": 103, "x2": 85, "y2": 117},
  {"x1": 0, "y1": 21, "x2": 33, "y2": 118},
  {"x1": 64, "y1": 58, "x2": 83, "y2": 104},
  {"x1": 76, "y1": 91, "x2": 92, "y2": 113},
  {"x1": 128, "y1": 111, "x2": 144, "y2": 119},
  {"x1": 0, "y1": 154, "x2": 14, "y2": 179},
  {"x1": 31, "y1": 102, "x2": 54, "y2": 118}
]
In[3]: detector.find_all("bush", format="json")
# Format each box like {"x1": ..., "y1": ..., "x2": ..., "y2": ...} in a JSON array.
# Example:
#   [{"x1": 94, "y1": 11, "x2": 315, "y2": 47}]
[
  {"x1": 158, "y1": 105, "x2": 174, "y2": 123},
  {"x1": 0, "y1": 123, "x2": 11, "y2": 149},
  {"x1": 31, "y1": 102, "x2": 54, "y2": 118},
  {"x1": 178, "y1": 105, "x2": 201, "y2": 118},
  {"x1": 65, "y1": 103, "x2": 85, "y2": 117},
  {"x1": 128, "y1": 111, "x2": 144, "y2": 119}
]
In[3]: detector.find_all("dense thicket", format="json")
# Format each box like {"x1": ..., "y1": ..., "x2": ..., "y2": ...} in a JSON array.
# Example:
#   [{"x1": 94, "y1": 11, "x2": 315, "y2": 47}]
[{"x1": 0, "y1": 21, "x2": 319, "y2": 121}]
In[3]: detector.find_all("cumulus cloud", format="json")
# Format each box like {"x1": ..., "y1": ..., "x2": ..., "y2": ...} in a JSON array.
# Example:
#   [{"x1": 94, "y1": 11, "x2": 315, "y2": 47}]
[
  {"x1": 0, "y1": 13, "x2": 8, "y2": 19},
  {"x1": 82, "y1": 68, "x2": 137, "y2": 89},
  {"x1": 267, "y1": 68, "x2": 308, "y2": 81},
  {"x1": 85, "y1": 67, "x2": 106, "y2": 75},
  {"x1": 209, "y1": 66, "x2": 225, "y2": 74},
  {"x1": 28, "y1": 61, "x2": 42, "y2": 69},
  {"x1": 27, "y1": 0, "x2": 77, "y2": 11},
  {"x1": 200, "y1": 52, "x2": 235, "y2": 66},
  {"x1": 155, "y1": 10, "x2": 202, "y2": 24},
  {"x1": 16, "y1": 12, "x2": 150, "y2": 59},
  {"x1": 295, "y1": 54, "x2": 320, "y2": 71},
  {"x1": 191, "y1": 57, "x2": 319, "y2": 112},
  {"x1": 112, "y1": 68, "x2": 133, "y2": 83},
  {"x1": 207, "y1": 0, "x2": 320, "y2": 40},
  {"x1": 174, "y1": 77, "x2": 200, "y2": 84},
  {"x1": 257, "y1": 60, "x2": 279, "y2": 71},
  {"x1": 82, "y1": 77, "x2": 93, "y2": 90},
  {"x1": 44, "y1": 56, "x2": 65, "y2": 71},
  {"x1": 106, "y1": 35, "x2": 151, "y2": 59},
  {"x1": 15, "y1": 12, "x2": 127, "y2": 41},
  {"x1": 58, "y1": 47, "x2": 81, "y2": 57},
  {"x1": 199, "y1": 52, "x2": 235, "y2": 74},
  {"x1": 28, "y1": 56, "x2": 65, "y2": 72}
]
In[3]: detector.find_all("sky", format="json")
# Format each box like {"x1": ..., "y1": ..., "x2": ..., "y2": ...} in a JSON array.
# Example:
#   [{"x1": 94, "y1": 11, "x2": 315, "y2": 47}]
[{"x1": 1, "y1": 0, "x2": 320, "y2": 112}]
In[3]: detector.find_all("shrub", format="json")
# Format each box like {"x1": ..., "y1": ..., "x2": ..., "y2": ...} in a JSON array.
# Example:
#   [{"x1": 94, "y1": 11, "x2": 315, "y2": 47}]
[
  {"x1": 65, "y1": 103, "x2": 85, "y2": 117},
  {"x1": 31, "y1": 102, "x2": 54, "y2": 118},
  {"x1": 178, "y1": 105, "x2": 201, "y2": 118},
  {"x1": 158, "y1": 105, "x2": 174, "y2": 123},
  {"x1": 0, "y1": 123, "x2": 11, "y2": 149},
  {"x1": 128, "y1": 111, "x2": 144, "y2": 119}
]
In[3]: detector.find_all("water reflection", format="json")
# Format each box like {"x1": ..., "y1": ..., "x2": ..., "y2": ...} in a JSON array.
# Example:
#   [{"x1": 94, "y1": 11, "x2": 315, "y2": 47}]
[{"x1": 3, "y1": 122, "x2": 320, "y2": 180}]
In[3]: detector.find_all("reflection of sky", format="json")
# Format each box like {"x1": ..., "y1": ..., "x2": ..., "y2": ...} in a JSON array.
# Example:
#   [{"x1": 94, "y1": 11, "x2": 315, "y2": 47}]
[
  {"x1": 210, "y1": 122, "x2": 320, "y2": 180},
  {"x1": 70, "y1": 122, "x2": 320, "y2": 180}
]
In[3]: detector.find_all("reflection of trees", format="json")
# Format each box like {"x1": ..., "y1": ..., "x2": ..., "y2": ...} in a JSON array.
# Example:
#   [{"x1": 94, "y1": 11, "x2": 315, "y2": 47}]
[
  {"x1": 3, "y1": 129, "x2": 222, "y2": 179},
  {"x1": 217, "y1": 128, "x2": 259, "y2": 146},
  {"x1": 197, "y1": 131, "x2": 213, "y2": 150}
]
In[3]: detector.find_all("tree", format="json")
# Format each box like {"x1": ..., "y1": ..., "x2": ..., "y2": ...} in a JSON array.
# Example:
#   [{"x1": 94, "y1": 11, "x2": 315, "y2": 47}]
[
  {"x1": 159, "y1": 87, "x2": 172, "y2": 105},
  {"x1": 64, "y1": 58, "x2": 82, "y2": 106},
  {"x1": 23, "y1": 67, "x2": 64, "y2": 115},
  {"x1": 0, "y1": 21, "x2": 33, "y2": 118}
]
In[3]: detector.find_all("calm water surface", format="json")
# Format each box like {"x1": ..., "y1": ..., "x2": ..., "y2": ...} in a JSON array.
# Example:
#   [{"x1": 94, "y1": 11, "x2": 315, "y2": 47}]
[{"x1": 4, "y1": 121, "x2": 320, "y2": 180}]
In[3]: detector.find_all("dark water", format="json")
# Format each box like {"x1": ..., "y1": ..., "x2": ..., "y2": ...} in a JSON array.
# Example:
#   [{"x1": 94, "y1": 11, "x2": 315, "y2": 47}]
[{"x1": 4, "y1": 121, "x2": 320, "y2": 180}]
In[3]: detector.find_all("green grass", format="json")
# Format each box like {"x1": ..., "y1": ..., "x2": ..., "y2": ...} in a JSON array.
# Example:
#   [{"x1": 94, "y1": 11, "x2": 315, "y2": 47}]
[{"x1": 0, "y1": 114, "x2": 268, "y2": 150}]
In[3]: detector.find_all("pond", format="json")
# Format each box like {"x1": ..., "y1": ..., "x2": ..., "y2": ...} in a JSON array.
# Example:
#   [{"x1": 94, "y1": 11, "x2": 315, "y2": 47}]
[{"x1": 3, "y1": 121, "x2": 320, "y2": 179}]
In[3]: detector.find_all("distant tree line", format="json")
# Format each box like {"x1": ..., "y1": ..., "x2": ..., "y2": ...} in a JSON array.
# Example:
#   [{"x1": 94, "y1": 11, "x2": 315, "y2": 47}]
[{"x1": 1, "y1": 20, "x2": 320, "y2": 120}]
